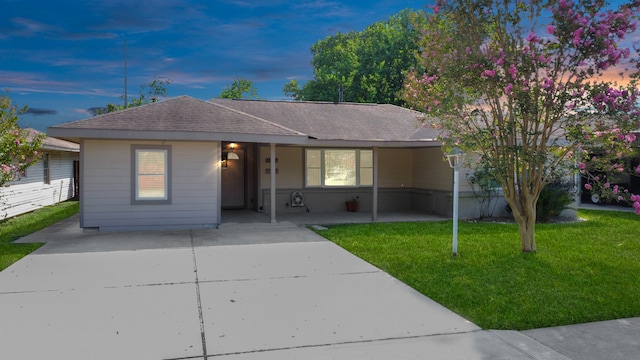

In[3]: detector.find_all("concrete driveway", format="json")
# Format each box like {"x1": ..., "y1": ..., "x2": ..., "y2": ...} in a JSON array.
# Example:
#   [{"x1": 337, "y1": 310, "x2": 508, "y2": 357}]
[{"x1": 0, "y1": 216, "x2": 586, "y2": 359}]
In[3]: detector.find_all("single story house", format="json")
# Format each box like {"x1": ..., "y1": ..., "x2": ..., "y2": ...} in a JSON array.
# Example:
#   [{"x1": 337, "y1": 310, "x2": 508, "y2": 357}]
[
  {"x1": 47, "y1": 95, "x2": 480, "y2": 232},
  {"x1": 1, "y1": 129, "x2": 79, "y2": 220}
]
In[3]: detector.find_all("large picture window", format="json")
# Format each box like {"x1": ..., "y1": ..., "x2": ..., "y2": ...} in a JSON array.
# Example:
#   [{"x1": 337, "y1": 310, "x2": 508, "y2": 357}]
[
  {"x1": 305, "y1": 149, "x2": 372, "y2": 187},
  {"x1": 132, "y1": 145, "x2": 171, "y2": 204}
]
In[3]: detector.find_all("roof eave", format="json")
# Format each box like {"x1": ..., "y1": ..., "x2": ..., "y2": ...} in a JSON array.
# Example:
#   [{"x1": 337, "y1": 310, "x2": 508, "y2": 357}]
[
  {"x1": 40, "y1": 144, "x2": 80, "y2": 152},
  {"x1": 306, "y1": 139, "x2": 441, "y2": 148},
  {"x1": 47, "y1": 128, "x2": 309, "y2": 145}
]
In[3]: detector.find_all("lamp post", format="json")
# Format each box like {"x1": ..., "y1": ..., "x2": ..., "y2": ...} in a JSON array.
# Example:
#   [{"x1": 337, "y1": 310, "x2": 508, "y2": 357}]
[{"x1": 446, "y1": 147, "x2": 466, "y2": 256}]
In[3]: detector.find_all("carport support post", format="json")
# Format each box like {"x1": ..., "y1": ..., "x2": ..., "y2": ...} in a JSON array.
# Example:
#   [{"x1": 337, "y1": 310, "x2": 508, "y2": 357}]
[
  {"x1": 270, "y1": 143, "x2": 277, "y2": 223},
  {"x1": 372, "y1": 146, "x2": 378, "y2": 222}
]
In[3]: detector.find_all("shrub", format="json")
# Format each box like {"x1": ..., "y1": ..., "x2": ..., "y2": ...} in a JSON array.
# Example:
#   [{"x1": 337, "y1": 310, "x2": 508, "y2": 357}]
[{"x1": 505, "y1": 182, "x2": 574, "y2": 222}]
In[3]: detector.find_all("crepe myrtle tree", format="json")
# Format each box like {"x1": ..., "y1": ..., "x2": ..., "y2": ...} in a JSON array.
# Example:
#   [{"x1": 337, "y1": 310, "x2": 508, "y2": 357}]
[
  {"x1": 402, "y1": 0, "x2": 640, "y2": 252},
  {"x1": 1, "y1": 95, "x2": 43, "y2": 188}
]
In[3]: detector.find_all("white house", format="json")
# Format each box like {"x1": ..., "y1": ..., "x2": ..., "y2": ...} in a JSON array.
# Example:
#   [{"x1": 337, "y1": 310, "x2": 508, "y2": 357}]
[{"x1": 0, "y1": 129, "x2": 79, "y2": 220}]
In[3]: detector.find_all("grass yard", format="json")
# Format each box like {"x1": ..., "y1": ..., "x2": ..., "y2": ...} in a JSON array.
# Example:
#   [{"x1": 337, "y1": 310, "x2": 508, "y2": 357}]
[
  {"x1": 316, "y1": 209, "x2": 640, "y2": 330},
  {"x1": 0, "y1": 201, "x2": 79, "y2": 271}
]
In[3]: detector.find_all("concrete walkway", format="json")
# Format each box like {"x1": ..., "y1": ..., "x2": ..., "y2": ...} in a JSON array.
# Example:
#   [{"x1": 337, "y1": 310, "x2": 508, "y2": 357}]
[{"x1": 1, "y1": 216, "x2": 638, "y2": 359}]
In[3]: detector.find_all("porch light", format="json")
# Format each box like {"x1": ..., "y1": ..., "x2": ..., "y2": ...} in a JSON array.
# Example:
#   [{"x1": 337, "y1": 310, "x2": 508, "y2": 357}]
[
  {"x1": 227, "y1": 143, "x2": 239, "y2": 160},
  {"x1": 446, "y1": 147, "x2": 465, "y2": 256},
  {"x1": 226, "y1": 152, "x2": 239, "y2": 160}
]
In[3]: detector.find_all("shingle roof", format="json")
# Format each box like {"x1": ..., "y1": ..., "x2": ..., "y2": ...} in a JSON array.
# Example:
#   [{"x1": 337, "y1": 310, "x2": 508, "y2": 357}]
[
  {"x1": 48, "y1": 95, "x2": 439, "y2": 145},
  {"x1": 51, "y1": 96, "x2": 303, "y2": 137},
  {"x1": 25, "y1": 128, "x2": 79, "y2": 152},
  {"x1": 208, "y1": 98, "x2": 438, "y2": 142}
]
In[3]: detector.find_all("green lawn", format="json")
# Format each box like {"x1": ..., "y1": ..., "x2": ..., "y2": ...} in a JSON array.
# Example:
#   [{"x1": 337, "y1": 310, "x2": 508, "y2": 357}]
[
  {"x1": 0, "y1": 201, "x2": 79, "y2": 271},
  {"x1": 316, "y1": 209, "x2": 640, "y2": 330}
]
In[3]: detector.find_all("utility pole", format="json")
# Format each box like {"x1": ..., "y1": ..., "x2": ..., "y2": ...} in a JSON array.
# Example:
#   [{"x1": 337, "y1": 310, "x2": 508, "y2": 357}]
[{"x1": 124, "y1": 39, "x2": 128, "y2": 108}]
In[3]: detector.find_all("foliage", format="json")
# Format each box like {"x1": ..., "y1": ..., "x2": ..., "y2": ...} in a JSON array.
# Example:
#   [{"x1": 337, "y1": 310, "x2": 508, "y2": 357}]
[
  {"x1": 0, "y1": 200, "x2": 79, "y2": 271},
  {"x1": 98, "y1": 78, "x2": 172, "y2": 114},
  {"x1": 219, "y1": 78, "x2": 259, "y2": 99},
  {"x1": 505, "y1": 181, "x2": 575, "y2": 222},
  {"x1": 0, "y1": 95, "x2": 43, "y2": 189},
  {"x1": 467, "y1": 163, "x2": 501, "y2": 218},
  {"x1": 282, "y1": 79, "x2": 302, "y2": 100},
  {"x1": 580, "y1": 151, "x2": 640, "y2": 210},
  {"x1": 316, "y1": 209, "x2": 640, "y2": 330},
  {"x1": 291, "y1": 9, "x2": 425, "y2": 104},
  {"x1": 536, "y1": 181, "x2": 575, "y2": 222},
  {"x1": 402, "y1": 0, "x2": 640, "y2": 252}
]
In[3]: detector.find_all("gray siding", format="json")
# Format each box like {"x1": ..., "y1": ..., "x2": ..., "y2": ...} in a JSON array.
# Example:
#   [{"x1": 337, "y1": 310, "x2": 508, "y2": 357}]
[
  {"x1": 0, "y1": 151, "x2": 78, "y2": 219},
  {"x1": 82, "y1": 139, "x2": 219, "y2": 231}
]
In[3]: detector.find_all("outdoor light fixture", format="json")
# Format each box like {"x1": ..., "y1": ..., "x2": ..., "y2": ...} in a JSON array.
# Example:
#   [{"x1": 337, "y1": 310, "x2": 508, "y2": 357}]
[
  {"x1": 446, "y1": 147, "x2": 466, "y2": 256},
  {"x1": 227, "y1": 143, "x2": 239, "y2": 160},
  {"x1": 221, "y1": 153, "x2": 228, "y2": 168},
  {"x1": 446, "y1": 147, "x2": 465, "y2": 169}
]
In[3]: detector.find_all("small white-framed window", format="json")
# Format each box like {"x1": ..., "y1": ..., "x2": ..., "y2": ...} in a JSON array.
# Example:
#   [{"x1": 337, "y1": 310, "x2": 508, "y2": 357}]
[
  {"x1": 131, "y1": 145, "x2": 171, "y2": 204},
  {"x1": 305, "y1": 148, "x2": 373, "y2": 187}
]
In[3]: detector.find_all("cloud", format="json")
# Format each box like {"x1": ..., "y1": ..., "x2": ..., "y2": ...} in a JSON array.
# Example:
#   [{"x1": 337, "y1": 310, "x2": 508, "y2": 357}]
[
  {"x1": 218, "y1": 0, "x2": 289, "y2": 8},
  {"x1": 0, "y1": 70, "x2": 74, "y2": 89},
  {"x1": 88, "y1": 0, "x2": 208, "y2": 34},
  {"x1": 5, "y1": 17, "x2": 115, "y2": 41},
  {"x1": 0, "y1": 71, "x2": 119, "y2": 97},
  {"x1": 26, "y1": 107, "x2": 57, "y2": 116},
  {"x1": 8, "y1": 17, "x2": 61, "y2": 37},
  {"x1": 1, "y1": 0, "x2": 426, "y2": 124},
  {"x1": 161, "y1": 70, "x2": 226, "y2": 87},
  {"x1": 293, "y1": 0, "x2": 354, "y2": 18}
]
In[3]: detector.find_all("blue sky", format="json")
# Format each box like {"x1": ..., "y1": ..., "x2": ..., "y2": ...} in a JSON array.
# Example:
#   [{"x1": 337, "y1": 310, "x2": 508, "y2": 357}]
[{"x1": 1, "y1": 0, "x2": 431, "y2": 131}]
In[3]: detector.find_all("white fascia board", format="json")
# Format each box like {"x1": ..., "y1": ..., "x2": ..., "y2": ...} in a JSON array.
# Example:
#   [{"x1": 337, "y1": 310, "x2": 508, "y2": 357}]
[
  {"x1": 47, "y1": 128, "x2": 309, "y2": 145},
  {"x1": 305, "y1": 139, "x2": 442, "y2": 148}
]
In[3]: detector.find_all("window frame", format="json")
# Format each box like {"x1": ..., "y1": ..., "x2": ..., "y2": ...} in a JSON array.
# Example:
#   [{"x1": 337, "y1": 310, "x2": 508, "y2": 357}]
[
  {"x1": 304, "y1": 148, "x2": 373, "y2": 188},
  {"x1": 131, "y1": 145, "x2": 172, "y2": 205},
  {"x1": 43, "y1": 153, "x2": 50, "y2": 185}
]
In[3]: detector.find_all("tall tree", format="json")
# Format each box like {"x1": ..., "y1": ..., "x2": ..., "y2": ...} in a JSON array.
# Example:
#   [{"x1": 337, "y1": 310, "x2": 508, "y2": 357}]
[
  {"x1": 219, "y1": 78, "x2": 259, "y2": 99},
  {"x1": 282, "y1": 79, "x2": 302, "y2": 100},
  {"x1": 402, "y1": 0, "x2": 640, "y2": 252},
  {"x1": 0, "y1": 95, "x2": 43, "y2": 189},
  {"x1": 291, "y1": 9, "x2": 425, "y2": 104},
  {"x1": 97, "y1": 79, "x2": 172, "y2": 114}
]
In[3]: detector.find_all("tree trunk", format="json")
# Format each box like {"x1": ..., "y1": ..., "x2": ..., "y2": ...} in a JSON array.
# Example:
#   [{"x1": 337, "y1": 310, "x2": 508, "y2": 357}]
[
  {"x1": 516, "y1": 212, "x2": 536, "y2": 252},
  {"x1": 508, "y1": 195, "x2": 538, "y2": 252}
]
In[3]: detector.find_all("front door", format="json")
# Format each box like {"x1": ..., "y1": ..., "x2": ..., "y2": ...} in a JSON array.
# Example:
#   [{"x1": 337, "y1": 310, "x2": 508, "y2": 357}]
[{"x1": 221, "y1": 148, "x2": 245, "y2": 208}]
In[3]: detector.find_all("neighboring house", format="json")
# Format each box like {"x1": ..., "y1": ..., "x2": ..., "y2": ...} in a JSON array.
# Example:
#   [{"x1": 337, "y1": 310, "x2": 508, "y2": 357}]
[
  {"x1": 0, "y1": 129, "x2": 79, "y2": 220},
  {"x1": 48, "y1": 95, "x2": 480, "y2": 232}
]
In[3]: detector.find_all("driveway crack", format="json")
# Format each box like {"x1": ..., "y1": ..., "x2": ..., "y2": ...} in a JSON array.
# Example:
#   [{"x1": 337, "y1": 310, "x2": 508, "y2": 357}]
[
  {"x1": 207, "y1": 330, "x2": 484, "y2": 357},
  {"x1": 189, "y1": 230, "x2": 208, "y2": 358}
]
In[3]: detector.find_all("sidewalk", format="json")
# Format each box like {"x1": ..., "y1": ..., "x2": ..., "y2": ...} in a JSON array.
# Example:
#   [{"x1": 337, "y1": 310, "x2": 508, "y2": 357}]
[{"x1": 1, "y1": 216, "x2": 638, "y2": 359}]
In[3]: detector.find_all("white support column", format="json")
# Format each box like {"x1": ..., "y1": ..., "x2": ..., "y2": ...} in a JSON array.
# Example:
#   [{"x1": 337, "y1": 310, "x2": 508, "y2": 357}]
[
  {"x1": 270, "y1": 143, "x2": 277, "y2": 223},
  {"x1": 372, "y1": 146, "x2": 378, "y2": 222},
  {"x1": 78, "y1": 139, "x2": 85, "y2": 228},
  {"x1": 216, "y1": 142, "x2": 222, "y2": 225},
  {"x1": 452, "y1": 166, "x2": 460, "y2": 256}
]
